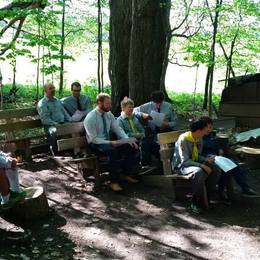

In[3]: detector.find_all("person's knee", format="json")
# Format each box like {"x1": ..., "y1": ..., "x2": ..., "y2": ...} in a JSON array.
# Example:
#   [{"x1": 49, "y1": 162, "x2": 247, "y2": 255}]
[{"x1": 194, "y1": 168, "x2": 207, "y2": 183}]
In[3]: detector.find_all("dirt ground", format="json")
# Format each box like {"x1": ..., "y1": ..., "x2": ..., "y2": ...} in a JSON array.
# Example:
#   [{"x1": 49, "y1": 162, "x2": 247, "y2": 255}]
[{"x1": 0, "y1": 155, "x2": 260, "y2": 260}]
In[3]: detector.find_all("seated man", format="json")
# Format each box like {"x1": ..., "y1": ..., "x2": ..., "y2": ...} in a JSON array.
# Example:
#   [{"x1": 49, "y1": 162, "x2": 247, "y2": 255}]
[
  {"x1": 84, "y1": 93, "x2": 139, "y2": 192},
  {"x1": 37, "y1": 83, "x2": 72, "y2": 155},
  {"x1": 201, "y1": 116, "x2": 259, "y2": 200},
  {"x1": 0, "y1": 151, "x2": 26, "y2": 211},
  {"x1": 172, "y1": 119, "x2": 220, "y2": 214},
  {"x1": 117, "y1": 97, "x2": 160, "y2": 167},
  {"x1": 134, "y1": 90, "x2": 177, "y2": 135},
  {"x1": 61, "y1": 82, "x2": 92, "y2": 121}
]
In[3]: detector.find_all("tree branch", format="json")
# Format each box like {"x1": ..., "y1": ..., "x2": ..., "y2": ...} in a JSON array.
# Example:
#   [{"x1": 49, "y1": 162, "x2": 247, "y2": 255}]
[{"x1": 0, "y1": 17, "x2": 25, "y2": 55}]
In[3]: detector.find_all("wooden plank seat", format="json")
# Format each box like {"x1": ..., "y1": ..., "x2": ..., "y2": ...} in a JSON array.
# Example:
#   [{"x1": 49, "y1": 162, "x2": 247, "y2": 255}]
[
  {"x1": 0, "y1": 107, "x2": 47, "y2": 161},
  {"x1": 55, "y1": 122, "x2": 101, "y2": 186}
]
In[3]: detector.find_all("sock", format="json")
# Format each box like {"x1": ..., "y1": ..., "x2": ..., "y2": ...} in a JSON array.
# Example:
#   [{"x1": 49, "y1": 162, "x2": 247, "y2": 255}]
[
  {"x1": 5, "y1": 169, "x2": 22, "y2": 193},
  {"x1": 1, "y1": 193, "x2": 10, "y2": 205}
]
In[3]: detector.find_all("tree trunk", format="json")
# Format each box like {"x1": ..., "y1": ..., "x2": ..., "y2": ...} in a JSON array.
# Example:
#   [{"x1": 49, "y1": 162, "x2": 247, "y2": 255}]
[
  {"x1": 109, "y1": 0, "x2": 132, "y2": 115},
  {"x1": 0, "y1": 68, "x2": 3, "y2": 109},
  {"x1": 129, "y1": 0, "x2": 169, "y2": 106},
  {"x1": 59, "y1": 0, "x2": 65, "y2": 95}
]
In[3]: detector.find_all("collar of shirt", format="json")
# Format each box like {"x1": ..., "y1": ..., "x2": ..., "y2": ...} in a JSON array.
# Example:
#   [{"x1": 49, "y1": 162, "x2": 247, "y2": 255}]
[
  {"x1": 44, "y1": 95, "x2": 58, "y2": 102},
  {"x1": 95, "y1": 107, "x2": 106, "y2": 116},
  {"x1": 120, "y1": 111, "x2": 134, "y2": 119}
]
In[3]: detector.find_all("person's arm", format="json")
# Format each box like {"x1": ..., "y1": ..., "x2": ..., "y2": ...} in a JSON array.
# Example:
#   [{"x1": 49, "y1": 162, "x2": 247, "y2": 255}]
[
  {"x1": 37, "y1": 102, "x2": 58, "y2": 126},
  {"x1": 111, "y1": 115, "x2": 128, "y2": 139},
  {"x1": 62, "y1": 105, "x2": 72, "y2": 122},
  {"x1": 168, "y1": 104, "x2": 177, "y2": 129},
  {"x1": 117, "y1": 117, "x2": 132, "y2": 137},
  {"x1": 85, "y1": 97, "x2": 93, "y2": 114},
  {"x1": 0, "y1": 152, "x2": 12, "y2": 168},
  {"x1": 84, "y1": 114, "x2": 110, "y2": 144},
  {"x1": 133, "y1": 103, "x2": 152, "y2": 120}
]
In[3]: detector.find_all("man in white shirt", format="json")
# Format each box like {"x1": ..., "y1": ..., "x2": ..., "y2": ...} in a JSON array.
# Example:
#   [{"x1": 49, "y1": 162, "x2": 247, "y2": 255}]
[{"x1": 84, "y1": 93, "x2": 139, "y2": 191}]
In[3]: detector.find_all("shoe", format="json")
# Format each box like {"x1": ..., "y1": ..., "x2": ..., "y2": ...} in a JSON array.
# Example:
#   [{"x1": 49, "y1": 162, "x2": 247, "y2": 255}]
[
  {"x1": 242, "y1": 189, "x2": 260, "y2": 198},
  {"x1": 110, "y1": 183, "x2": 123, "y2": 192},
  {"x1": 122, "y1": 176, "x2": 139, "y2": 184},
  {"x1": 190, "y1": 203, "x2": 202, "y2": 214},
  {"x1": 9, "y1": 190, "x2": 27, "y2": 204}
]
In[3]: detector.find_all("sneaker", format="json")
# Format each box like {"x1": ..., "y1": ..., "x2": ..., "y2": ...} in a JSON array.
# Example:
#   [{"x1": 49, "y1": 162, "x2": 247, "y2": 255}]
[
  {"x1": 110, "y1": 183, "x2": 123, "y2": 192},
  {"x1": 190, "y1": 203, "x2": 202, "y2": 214},
  {"x1": 242, "y1": 189, "x2": 260, "y2": 198},
  {"x1": 8, "y1": 190, "x2": 27, "y2": 206},
  {"x1": 122, "y1": 176, "x2": 139, "y2": 184}
]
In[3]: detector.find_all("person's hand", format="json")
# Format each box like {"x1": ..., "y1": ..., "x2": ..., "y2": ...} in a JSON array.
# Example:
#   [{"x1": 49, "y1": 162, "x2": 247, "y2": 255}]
[
  {"x1": 133, "y1": 133, "x2": 145, "y2": 139},
  {"x1": 142, "y1": 113, "x2": 152, "y2": 120},
  {"x1": 11, "y1": 159, "x2": 17, "y2": 169},
  {"x1": 160, "y1": 121, "x2": 169, "y2": 129},
  {"x1": 111, "y1": 140, "x2": 118, "y2": 147},
  {"x1": 218, "y1": 149, "x2": 224, "y2": 156},
  {"x1": 200, "y1": 164, "x2": 212, "y2": 175},
  {"x1": 206, "y1": 156, "x2": 215, "y2": 164},
  {"x1": 127, "y1": 138, "x2": 139, "y2": 149}
]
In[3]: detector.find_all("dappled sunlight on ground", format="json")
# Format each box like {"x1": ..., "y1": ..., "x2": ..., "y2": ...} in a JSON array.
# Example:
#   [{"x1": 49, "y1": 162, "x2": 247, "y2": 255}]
[{"x1": 1, "y1": 156, "x2": 260, "y2": 259}]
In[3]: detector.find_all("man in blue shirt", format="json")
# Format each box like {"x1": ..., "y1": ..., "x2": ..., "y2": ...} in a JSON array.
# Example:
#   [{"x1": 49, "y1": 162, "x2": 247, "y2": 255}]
[
  {"x1": 134, "y1": 91, "x2": 177, "y2": 135},
  {"x1": 84, "y1": 93, "x2": 139, "y2": 192},
  {"x1": 37, "y1": 83, "x2": 72, "y2": 154},
  {"x1": 61, "y1": 82, "x2": 92, "y2": 121}
]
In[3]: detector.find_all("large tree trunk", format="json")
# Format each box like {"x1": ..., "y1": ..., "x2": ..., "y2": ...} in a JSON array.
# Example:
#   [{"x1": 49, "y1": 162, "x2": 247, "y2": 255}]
[
  {"x1": 109, "y1": 0, "x2": 132, "y2": 115},
  {"x1": 129, "y1": 0, "x2": 169, "y2": 106}
]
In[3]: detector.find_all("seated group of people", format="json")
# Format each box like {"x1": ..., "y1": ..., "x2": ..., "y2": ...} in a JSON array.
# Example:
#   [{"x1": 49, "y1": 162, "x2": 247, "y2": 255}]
[
  {"x1": 37, "y1": 82, "x2": 176, "y2": 191},
  {"x1": 0, "y1": 82, "x2": 258, "y2": 213},
  {"x1": 173, "y1": 117, "x2": 259, "y2": 214}
]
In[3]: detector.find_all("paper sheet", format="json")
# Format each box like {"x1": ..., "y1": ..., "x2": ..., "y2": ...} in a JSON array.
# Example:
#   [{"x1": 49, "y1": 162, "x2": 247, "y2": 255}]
[
  {"x1": 214, "y1": 156, "x2": 237, "y2": 172},
  {"x1": 71, "y1": 110, "x2": 87, "y2": 122},
  {"x1": 150, "y1": 110, "x2": 165, "y2": 127}
]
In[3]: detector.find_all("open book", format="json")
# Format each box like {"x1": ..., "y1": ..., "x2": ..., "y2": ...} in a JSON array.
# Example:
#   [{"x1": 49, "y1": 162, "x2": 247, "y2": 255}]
[{"x1": 214, "y1": 156, "x2": 237, "y2": 172}]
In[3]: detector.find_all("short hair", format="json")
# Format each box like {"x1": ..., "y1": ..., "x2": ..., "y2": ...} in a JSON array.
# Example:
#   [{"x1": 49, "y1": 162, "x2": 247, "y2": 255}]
[
  {"x1": 200, "y1": 116, "x2": 213, "y2": 125},
  {"x1": 121, "y1": 97, "x2": 134, "y2": 109},
  {"x1": 189, "y1": 119, "x2": 208, "y2": 132},
  {"x1": 43, "y1": 83, "x2": 55, "y2": 91},
  {"x1": 71, "y1": 82, "x2": 81, "y2": 90},
  {"x1": 151, "y1": 91, "x2": 165, "y2": 103},
  {"x1": 96, "y1": 93, "x2": 110, "y2": 103}
]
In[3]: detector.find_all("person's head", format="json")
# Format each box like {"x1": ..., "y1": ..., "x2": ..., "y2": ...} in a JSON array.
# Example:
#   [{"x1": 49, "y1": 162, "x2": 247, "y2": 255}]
[
  {"x1": 71, "y1": 82, "x2": 81, "y2": 98},
  {"x1": 96, "y1": 93, "x2": 111, "y2": 112},
  {"x1": 151, "y1": 91, "x2": 165, "y2": 105},
  {"x1": 120, "y1": 97, "x2": 134, "y2": 116},
  {"x1": 200, "y1": 116, "x2": 214, "y2": 134},
  {"x1": 189, "y1": 119, "x2": 208, "y2": 138},
  {"x1": 44, "y1": 83, "x2": 55, "y2": 98}
]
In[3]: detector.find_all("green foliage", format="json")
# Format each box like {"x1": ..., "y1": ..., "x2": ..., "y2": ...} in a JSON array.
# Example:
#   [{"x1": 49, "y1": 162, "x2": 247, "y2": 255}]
[
  {"x1": 1, "y1": 83, "x2": 111, "y2": 109},
  {"x1": 168, "y1": 92, "x2": 221, "y2": 116}
]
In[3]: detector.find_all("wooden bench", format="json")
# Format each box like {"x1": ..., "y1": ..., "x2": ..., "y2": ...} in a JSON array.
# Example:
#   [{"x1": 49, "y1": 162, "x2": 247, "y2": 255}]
[
  {"x1": 53, "y1": 122, "x2": 101, "y2": 186},
  {"x1": 0, "y1": 107, "x2": 47, "y2": 160}
]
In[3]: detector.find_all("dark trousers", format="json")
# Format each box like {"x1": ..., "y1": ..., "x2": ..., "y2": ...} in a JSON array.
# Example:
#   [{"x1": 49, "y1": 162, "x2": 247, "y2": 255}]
[
  {"x1": 140, "y1": 138, "x2": 160, "y2": 166},
  {"x1": 180, "y1": 166, "x2": 221, "y2": 207},
  {"x1": 218, "y1": 165, "x2": 250, "y2": 194},
  {"x1": 44, "y1": 126, "x2": 58, "y2": 155},
  {"x1": 90, "y1": 143, "x2": 139, "y2": 182}
]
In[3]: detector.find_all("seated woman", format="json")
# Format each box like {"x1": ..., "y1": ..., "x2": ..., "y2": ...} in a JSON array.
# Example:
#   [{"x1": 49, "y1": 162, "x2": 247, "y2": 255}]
[
  {"x1": 201, "y1": 116, "x2": 259, "y2": 201},
  {"x1": 117, "y1": 97, "x2": 160, "y2": 167},
  {"x1": 0, "y1": 151, "x2": 26, "y2": 211}
]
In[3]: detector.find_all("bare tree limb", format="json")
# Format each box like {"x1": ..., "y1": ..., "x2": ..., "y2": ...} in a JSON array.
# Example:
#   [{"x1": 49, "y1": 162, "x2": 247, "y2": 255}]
[{"x1": 0, "y1": 17, "x2": 25, "y2": 55}]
